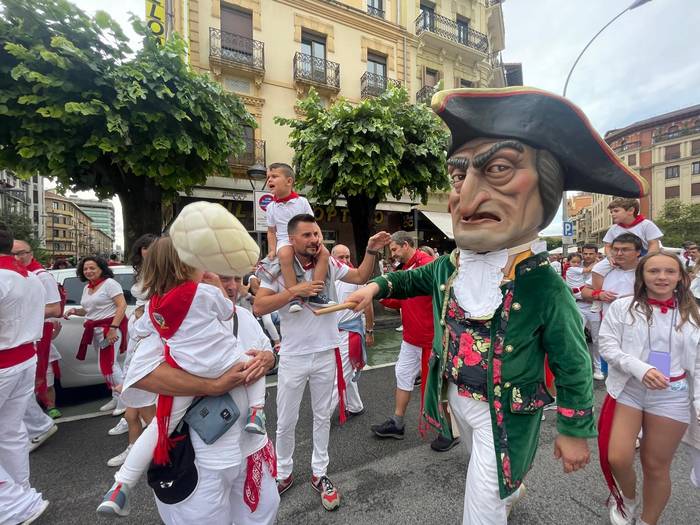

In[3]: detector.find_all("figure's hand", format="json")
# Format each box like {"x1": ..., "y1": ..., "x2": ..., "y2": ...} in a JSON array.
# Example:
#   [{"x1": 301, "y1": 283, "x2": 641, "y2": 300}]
[
  {"x1": 597, "y1": 290, "x2": 618, "y2": 303},
  {"x1": 553, "y1": 435, "x2": 590, "y2": 473},
  {"x1": 366, "y1": 231, "x2": 392, "y2": 251},
  {"x1": 243, "y1": 349, "x2": 275, "y2": 384},
  {"x1": 209, "y1": 362, "x2": 247, "y2": 395},
  {"x1": 346, "y1": 283, "x2": 379, "y2": 312},
  {"x1": 642, "y1": 368, "x2": 669, "y2": 390},
  {"x1": 366, "y1": 332, "x2": 375, "y2": 347},
  {"x1": 291, "y1": 280, "x2": 325, "y2": 298}
]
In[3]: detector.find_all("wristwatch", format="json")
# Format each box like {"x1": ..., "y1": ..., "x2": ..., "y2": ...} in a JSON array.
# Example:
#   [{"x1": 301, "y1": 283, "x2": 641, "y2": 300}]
[
  {"x1": 109, "y1": 325, "x2": 119, "y2": 329},
  {"x1": 366, "y1": 248, "x2": 380, "y2": 256}
]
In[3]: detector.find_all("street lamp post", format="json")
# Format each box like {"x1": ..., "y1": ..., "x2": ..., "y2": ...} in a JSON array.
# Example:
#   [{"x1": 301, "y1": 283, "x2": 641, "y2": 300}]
[
  {"x1": 247, "y1": 163, "x2": 268, "y2": 250},
  {"x1": 559, "y1": 0, "x2": 653, "y2": 257}
]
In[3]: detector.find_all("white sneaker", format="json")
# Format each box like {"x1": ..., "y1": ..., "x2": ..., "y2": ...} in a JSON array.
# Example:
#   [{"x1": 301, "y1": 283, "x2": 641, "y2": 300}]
[
  {"x1": 107, "y1": 444, "x2": 133, "y2": 467},
  {"x1": 506, "y1": 483, "x2": 526, "y2": 517},
  {"x1": 99, "y1": 398, "x2": 118, "y2": 412},
  {"x1": 395, "y1": 325, "x2": 403, "y2": 332},
  {"x1": 108, "y1": 418, "x2": 129, "y2": 436},
  {"x1": 21, "y1": 500, "x2": 49, "y2": 524},
  {"x1": 112, "y1": 407, "x2": 127, "y2": 417},
  {"x1": 608, "y1": 500, "x2": 636, "y2": 525},
  {"x1": 288, "y1": 303, "x2": 303, "y2": 313},
  {"x1": 593, "y1": 371, "x2": 605, "y2": 381},
  {"x1": 29, "y1": 424, "x2": 58, "y2": 453}
]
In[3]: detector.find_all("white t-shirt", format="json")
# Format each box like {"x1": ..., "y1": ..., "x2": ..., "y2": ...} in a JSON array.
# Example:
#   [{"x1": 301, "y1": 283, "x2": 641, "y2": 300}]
[
  {"x1": 33, "y1": 269, "x2": 61, "y2": 306},
  {"x1": 565, "y1": 266, "x2": 587, "y2": 289},
  {"x1": 550, "y1": 260, "x2": 562, "y2": 274},
  {"x1": 0, "y1": 267, "x2": 45, "y2": 375},
  {"x1": 131, "y1": 280, "x2": 148, "y2": 308},
  {"x1": 647, "y1": 307, "x2": 684, "y2": 377},
  {"x1": 260, "y1": 256, "x2": 349, "y2": 355},
  {"x1": 81, "y1": 278, "x2": 124, "y2": 320},
  {"x1": 336, "y1": 279, "x2": 364, "y2": 347},
  {"x1": 265, "y1": 196, "x2": 314, "y2": 248},
  {"x1": 691, "y1": 275, "x2": 700, "y2": 300},
  {"x1": 603, "y1": 219, "x2": 663, "y2": 251},
  {"x1": 141, "y1": 283, "x2": 238, "y2": 378},
  {"x1": 601, "y1": 267, "x2": 636, "y2": 316}
]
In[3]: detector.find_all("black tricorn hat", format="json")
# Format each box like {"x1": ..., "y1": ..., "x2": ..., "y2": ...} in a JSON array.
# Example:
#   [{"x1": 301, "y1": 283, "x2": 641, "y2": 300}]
[{"x1": 432, "y1": 87, "x2": 647, "y2": 197}]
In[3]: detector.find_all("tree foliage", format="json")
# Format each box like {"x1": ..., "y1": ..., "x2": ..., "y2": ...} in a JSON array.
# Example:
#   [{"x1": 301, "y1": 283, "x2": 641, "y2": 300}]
[
  {"x1": 275, "y1": 87, "x2": 449, "y2": 255},
  {"x1": 655, "y1": 199, "x2": 700, "y2": 247},
  {"x1": 0, "y1": 209, "x2": 50, "y2": 263},
  {"x1": 0, "y1": 0, "x2": 255, "y2": 249}
]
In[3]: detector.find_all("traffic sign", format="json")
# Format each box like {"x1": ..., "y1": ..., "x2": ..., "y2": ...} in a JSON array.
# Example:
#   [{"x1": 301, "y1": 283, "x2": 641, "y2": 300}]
[{"x1": 562, "y1": 220, "x2": 574, "y2": 244}]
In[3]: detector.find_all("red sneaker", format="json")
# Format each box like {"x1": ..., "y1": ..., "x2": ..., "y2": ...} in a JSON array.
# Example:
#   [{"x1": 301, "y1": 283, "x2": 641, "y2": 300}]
[
  {"x1": 311, "y1": 475, "x2": 340, "y2": 511},
  {"x1": 276, "y1": 474, "x2": 294, "y2": 495}
]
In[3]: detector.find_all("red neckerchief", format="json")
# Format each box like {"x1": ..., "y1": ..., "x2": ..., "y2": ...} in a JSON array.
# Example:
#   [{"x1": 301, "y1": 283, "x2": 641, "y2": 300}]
[
  {"x1": 25, "y1": 258, "x2": 44, "y2": 272},
  {"x1": 0, "y1": 255, "x2": 28, "y2": 277},
  {"x1": 273, "y1": 191, "x2": 299, "y2": 203},
  {"x1": 87, "y1": 277, "x2": 107, "y2": 289},
  {"x1": 647, "y1": 297, "x2": 676, "y2": 314},
  {"x1": 617, "y1": 214, "x2": 645, "y2": 229}
]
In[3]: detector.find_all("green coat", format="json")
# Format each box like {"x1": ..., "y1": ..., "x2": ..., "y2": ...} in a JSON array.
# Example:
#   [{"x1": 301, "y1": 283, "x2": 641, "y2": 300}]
[{"x1": 371, "y1": 250, "x2": 597, "y2": 498}]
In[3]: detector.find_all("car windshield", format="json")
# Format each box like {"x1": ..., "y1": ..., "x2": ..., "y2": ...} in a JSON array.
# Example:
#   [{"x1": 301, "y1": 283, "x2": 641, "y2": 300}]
[{"x1": 62, "y1": 274, "x2": 137, "y2": 306}]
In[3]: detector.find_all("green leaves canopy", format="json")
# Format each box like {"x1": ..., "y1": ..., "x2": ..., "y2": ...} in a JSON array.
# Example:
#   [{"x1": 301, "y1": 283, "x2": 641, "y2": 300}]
[
  {"x1": 275, "y1": 87, "x2": 450, "y2": 207},
  {"x1": 0, "y1": 0, "x2": 255, "y2": 247},
  {"x1": 655, "y1": 199, "x2": 700, "y2": 247}
]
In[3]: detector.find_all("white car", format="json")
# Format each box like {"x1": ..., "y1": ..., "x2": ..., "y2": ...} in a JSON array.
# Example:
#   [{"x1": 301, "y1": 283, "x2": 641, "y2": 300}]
[{"x1": 49, "y1": 266, "x2": 136, "y2": 389}]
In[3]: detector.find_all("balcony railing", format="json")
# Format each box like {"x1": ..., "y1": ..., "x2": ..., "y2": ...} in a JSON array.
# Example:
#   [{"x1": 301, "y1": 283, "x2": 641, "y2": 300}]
[
  {"x1": 488, "y1": 0, "x2": 502, "y2": 6},
  {"x1": 416, "y1": 85, "x2": 436, "y2": 105},
  {"x1": 209, "y1": 28, "x2": 265, "y2": 72},
  {"x1": 613, "y1": 141, "x2": 641, "y2": 153},
  {"x1": 229, "y1": 139, "x2": 266, "y2": 167},
  {"x1": 367, "y1": 5, "x2": 385, "y2": 18},
  {"x1": 415, "y1": 11, "x2": 489, "y2": 53},
  {"x1": 360, "y1": 72, "x2": 401, "y2": 99},
  {"x1": 293, "y1": 52, "x2": 340, "y2": 91},
  {"x1": 652, "y1": 126, "x2": 700, "y2": 144}
]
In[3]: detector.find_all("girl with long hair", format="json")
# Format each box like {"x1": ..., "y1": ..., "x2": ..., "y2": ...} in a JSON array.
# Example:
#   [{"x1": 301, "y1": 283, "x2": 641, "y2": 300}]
[{"x1": 598, "y1": 251, "x2": 700, "y2": 525}]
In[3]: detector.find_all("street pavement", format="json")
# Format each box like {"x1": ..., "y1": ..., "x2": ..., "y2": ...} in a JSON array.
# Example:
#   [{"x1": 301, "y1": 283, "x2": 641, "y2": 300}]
[{"x1": 30, "y1": 363, "x2": 699, "y2": 524}]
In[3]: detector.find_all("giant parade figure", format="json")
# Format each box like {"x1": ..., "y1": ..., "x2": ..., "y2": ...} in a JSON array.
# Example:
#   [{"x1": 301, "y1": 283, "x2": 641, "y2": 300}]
[{"x1": 347, "y1": 87, "x2": 648, "y2": 524}]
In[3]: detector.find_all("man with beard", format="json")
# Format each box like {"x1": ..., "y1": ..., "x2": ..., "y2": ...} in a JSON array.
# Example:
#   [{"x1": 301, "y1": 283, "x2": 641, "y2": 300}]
[{"x1": 347, "y1": 87, "x2": 648, "y2": 524}]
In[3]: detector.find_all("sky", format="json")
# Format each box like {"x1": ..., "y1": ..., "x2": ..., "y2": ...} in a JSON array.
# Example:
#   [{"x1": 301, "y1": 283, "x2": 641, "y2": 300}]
[{"x1": 62, "y1": 0, "x2": 700, "y2": 244}]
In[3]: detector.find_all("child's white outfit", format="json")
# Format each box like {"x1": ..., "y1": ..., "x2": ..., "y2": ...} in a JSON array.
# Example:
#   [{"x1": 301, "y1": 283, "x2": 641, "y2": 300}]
[
  {"x1": 602, "y1": 217, "x2": 663, "y2": 254},
  {"x1": 565, "y1": 266, "x2": 587, "y2": 300},
  {"x1": 265, "y1": 193, "x2": 313, "y2": 251},
  {"x1": 112, "y1": 283, "x2": 265, "y2": 488}
]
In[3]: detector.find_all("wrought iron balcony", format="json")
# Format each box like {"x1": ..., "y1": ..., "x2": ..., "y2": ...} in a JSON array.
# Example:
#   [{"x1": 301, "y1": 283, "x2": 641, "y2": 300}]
[
  {"x1": 209, "y1": 28, "x2": 264, "y2": 72},
  {"x1": 613, "y1": 141, "x2": 641, "y2": 153},
  {"x1": 416, "y1": 85, "x2": 435, "y2": 105},
  {"x1": 367, "y1": 5, "x2": 385, "y2": 19},
  {"x1": 415, "y1": 11, "x2": 489, "y2": 53},
  {"x1": 360, "y1": 72, "x2": 401, "y2": 99},
  {"x1": 652, "y1": 126, "x2": 700, "y2": 144},
  {"x1": 488, "y1": 0, "x2": 503, "y2": 6},
  {"x1": 293, "y1": 52, "x2": 340, "y2": 91},
  {"x1": 229, "y1": 139, "x2": 266, "y2": 167}
]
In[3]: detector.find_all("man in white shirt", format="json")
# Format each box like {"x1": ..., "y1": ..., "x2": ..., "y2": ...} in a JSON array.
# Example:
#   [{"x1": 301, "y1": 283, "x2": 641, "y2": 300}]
[
  {"x1": 330, "y1": 244, "x2": 375, "y2": 418},
  {"x1": 0, "y1": 226, "x2": 50, "y2": 524},
  {"x1": 574, "y1": 244, "x2": 605, "y2": 380},
  {"x1": 254, "y1": 214, "x2": 390, "y2": 512}
]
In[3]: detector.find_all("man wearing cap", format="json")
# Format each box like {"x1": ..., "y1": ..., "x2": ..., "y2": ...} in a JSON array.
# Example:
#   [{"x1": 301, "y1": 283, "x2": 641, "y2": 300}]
[{"x1": 347, "y1": 87, "x2": 647, "y2": 524}]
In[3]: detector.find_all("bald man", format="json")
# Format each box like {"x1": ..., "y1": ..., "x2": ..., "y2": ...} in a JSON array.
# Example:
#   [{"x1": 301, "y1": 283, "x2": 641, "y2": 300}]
[{"x1": 330, "y1": 244, "x2": 374, "y2": 418}]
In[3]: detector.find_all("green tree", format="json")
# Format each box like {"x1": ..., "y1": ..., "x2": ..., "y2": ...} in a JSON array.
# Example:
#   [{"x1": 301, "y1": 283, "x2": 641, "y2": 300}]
[
  {"x1": 275, "y1": 87, "x2": 450, "y2": 256},
  {"x1": 655, "y1": 199, "x2": 700, "y2": 247},
  {"x1": 0, "y1": 209, "x2": 50, "y2": 263},
  {"x1": 0, "y1": 0, "x2": 254, "y2": 250},
  {"x1": 541, "y1": 236, "x2": 562, "y2": 251}
]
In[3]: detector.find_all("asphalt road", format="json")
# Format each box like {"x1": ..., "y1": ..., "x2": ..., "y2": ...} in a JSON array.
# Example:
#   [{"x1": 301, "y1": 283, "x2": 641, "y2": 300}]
[{"x1": 30, "y1": 366, "x2": 699, "y2": 524}]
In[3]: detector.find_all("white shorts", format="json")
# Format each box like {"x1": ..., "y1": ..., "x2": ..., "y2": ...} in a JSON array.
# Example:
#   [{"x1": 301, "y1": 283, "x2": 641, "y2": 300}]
[
  {"x1": 276, "y1": 240, "x2": 291, "y2": 252},
  {"x1": 616, "y1": 377, "x2": 691, "y2": 424},
  {"x1": 395, "y1": 341, "x2": 423, "y2": 392}
]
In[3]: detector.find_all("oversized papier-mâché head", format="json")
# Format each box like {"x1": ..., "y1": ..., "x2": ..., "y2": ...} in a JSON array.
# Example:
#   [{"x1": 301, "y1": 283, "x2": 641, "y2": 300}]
[
  {"x1": 169, "y1": 201, "x2": 260, "y2": 276},
  {"x1": 432, "y1": 87, "x2": 647, "y2": 253}
]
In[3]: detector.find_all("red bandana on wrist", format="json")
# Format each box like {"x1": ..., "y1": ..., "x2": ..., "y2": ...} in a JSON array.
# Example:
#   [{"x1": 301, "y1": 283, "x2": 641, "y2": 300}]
[
  {"x1": 88, "y1": 277, "x2": 107, "y2": 289},
  {"x1": 647, "y1": 297, "x2": 676, "y2": 313},
  {"x1": 273, "y1": 191, "x2": 299, "y2": 203},
  {"x1": 0, "y1": 255, "x2": 28, "y2": 277},
  {"x1": 617, "y1": 214, "x2": 645, "y2": 229},
  {"x1": 25, "y1": 258, "x2": 44, "y2": 272}
]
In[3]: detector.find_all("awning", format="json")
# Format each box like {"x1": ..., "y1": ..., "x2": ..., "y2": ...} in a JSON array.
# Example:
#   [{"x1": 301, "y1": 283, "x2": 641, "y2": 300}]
[{"x1": 419, "y1": 211, "x2": 454, "y2": 239}]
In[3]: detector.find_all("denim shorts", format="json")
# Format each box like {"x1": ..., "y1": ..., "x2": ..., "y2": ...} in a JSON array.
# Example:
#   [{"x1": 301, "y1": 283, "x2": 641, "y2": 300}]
[{"x1": 616, "y1": 377, "x2": 691, "y2": 424}]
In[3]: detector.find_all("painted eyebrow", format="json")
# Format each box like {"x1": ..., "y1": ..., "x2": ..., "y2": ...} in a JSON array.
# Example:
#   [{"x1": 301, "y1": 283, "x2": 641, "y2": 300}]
[
  {"x1": 446, "y1": 157, "x2": 469, "y2": 170},
  {"x1": 472, "y1": 140, "x2": 525, "y2": 169}
]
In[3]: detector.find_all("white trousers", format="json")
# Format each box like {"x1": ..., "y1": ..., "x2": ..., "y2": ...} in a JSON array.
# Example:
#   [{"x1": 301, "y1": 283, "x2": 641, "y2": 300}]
[
  {"x1": 331, "y1": 332, "x2": 363, "y2": 414},
  {"x1": 0, "y1": 364, "x2": 46, "y2": 525},
  {"x1": 691, "y1": 447, "x2": 700, "y2": 489},
  {"x1": 448, "y1": 383, "x2": 520, "y2": 525},
  {"x1": 395, "y1": 340, "x2": 422, "y2": 392},
  {"x1": 276, "y1": 349, "x2": 336, "y2": 478},
  {"x1": 577, "y1": 304, "x2": 602, "y2": 372},
  {"x1": 91, "y1": 335, "x2": 125, "y2": 404},
  {"x1": 155, "y1": 461, "x2": 279, "y2": 525},
  {"x1": 23, "y1": 394, "x2": 54, "y2": 440}
]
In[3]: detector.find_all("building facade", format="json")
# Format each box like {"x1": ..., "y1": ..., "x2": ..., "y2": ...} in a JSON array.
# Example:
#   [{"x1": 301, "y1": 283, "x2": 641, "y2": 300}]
[
  {"x1": 69, "y1": 196, "x2": 116, "y2": 241},
  {"x1": 0, "y1": 171, "x2": 46, "y2": 242},
  {"x1": 165, "y1": 0, "x2": 511, "y2": 255},
  {"x1": 592, "y1": 104, "x2": 700, "y2": 243}
]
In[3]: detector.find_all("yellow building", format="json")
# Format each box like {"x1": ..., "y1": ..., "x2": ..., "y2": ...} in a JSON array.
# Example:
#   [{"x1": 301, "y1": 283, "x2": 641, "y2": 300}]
[
  {"x1": 91, "y1": 228, "x2": 115, "y2": 257},
  {"x1": 168, "y1": 0, "x2": 510, "y2": 254}
]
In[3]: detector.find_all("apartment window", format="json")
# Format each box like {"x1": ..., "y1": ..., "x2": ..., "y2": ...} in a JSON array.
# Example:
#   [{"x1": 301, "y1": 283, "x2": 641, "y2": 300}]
[
  {"x1": 367, "y1": 0, "x2": 383, "y2": 17},
  {"x1": 667, "y1": 125, "x2": 680, "y2": 139},
  {"x1": 456, "y1": 16, "x2": 470, "y2": 45},
  {"x1": 53, "y1": 229, "x2": 58, "y2": 237},
  {"x1": 221, "y1": 4, "x2": 252, "y2": 39},
  {"x1": 300, "y1": 31, "x2": 327, "y2": 83},
  {"x1": 692, "y1": 183, "x2": 700, "y2": 196},
  {"x1": 367, "y1": 52, "x2": 387, "y2": 78},
  {"x1": 628, "y1": 154, "x2": 636, "y2": 166},
  {"x1": 665, "y1": 144, "x2": 681, "y2": 161},
  {"x1": 692, "y1": 161, "x2": 700, "y2": 175},
  {"x1": 424, "y1": 67, "x2": 439, "y2": 87},
  {"x1": 665, "y1": 165, "x2": 680, "y2": 179},
  {"x1": 52, "y1": 202, "x2": 58, "y2": 210},
  {"x1": 419, "y1": 2, "x2": 435, "y2": 30},
  {"x1": 665, "y1": 186, "x2": 680, "y2": 199},
  {"x1": 692, "y1": 140, "x2": 700, "y2": 156},
  {"x1": 460, "y1": 78, "x2": 474, "y2": 88}
]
